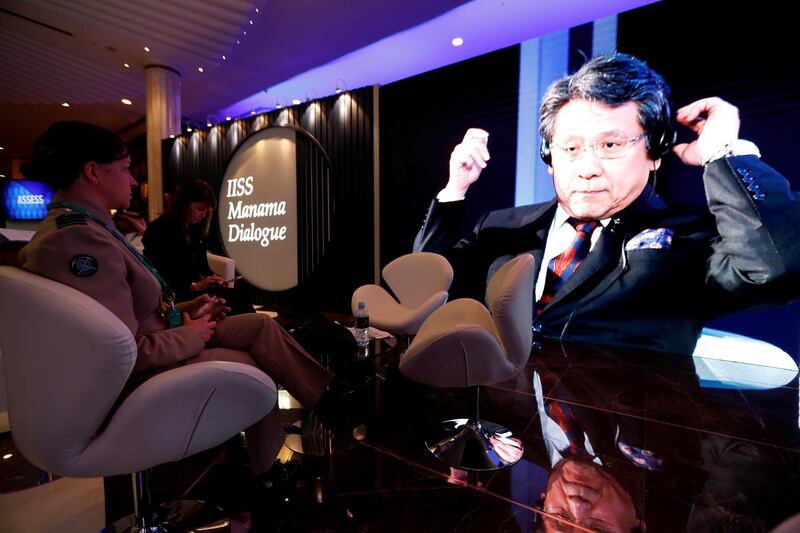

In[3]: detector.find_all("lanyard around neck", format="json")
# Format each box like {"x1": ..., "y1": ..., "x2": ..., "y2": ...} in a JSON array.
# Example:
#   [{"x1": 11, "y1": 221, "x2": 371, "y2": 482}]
[{"x1": 48, "y1": 202, "x2": 175, "y2": 301}]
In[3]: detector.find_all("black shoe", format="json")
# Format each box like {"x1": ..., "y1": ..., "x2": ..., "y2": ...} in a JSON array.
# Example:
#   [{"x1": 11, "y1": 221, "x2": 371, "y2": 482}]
[
  {"x1": 322, "y1": 375, "x2": 373, "y2": 407},
  {"x1": 248, "y1": 460, "x2": 303, "y2": 533},
  {"x1": 254, "y1": 459, "x2": 301, "y2": 492}
]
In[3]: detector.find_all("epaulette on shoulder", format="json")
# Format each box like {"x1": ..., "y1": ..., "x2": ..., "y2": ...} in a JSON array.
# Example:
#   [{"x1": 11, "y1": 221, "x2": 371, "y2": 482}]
[{"x1": 55, "y1": 212, "x2": 87, "y2": 230}]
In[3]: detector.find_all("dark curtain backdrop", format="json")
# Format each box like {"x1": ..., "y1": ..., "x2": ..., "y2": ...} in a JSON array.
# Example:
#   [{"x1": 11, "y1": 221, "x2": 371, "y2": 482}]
[
  {"x1": 162, "y1": 87, "x2": 375, "y2": 312},
  {"x1": 379, "y1": 45, "x2": 520, "y2": 267}
]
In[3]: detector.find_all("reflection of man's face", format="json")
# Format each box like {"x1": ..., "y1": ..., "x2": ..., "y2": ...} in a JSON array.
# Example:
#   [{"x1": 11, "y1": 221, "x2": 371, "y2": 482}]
[
  {"x1": 542, "y1": 458, "x2": 640, "y2": 533},
  {"x1": 548, "y1": 100, "x2": 659, "y2": 220}
]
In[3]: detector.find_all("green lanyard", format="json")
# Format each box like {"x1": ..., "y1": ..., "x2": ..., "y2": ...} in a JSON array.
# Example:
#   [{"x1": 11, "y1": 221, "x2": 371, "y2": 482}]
[{"x1": 48, "y1": 202, "x2": 176, "y2": 302}]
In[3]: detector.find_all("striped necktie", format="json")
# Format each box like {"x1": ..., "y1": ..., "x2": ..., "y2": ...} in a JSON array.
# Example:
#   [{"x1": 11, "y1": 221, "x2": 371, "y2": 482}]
[
  {"x1": 545, "y1": 399, "x2": 583, "y2": 454},
  {"x1": 536, "y1": 218, "x2": 598, "y2": 315}
]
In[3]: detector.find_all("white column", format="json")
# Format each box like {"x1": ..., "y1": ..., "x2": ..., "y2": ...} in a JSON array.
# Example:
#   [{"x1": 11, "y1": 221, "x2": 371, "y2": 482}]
[{"x1": 145, "y1": 65, "x2": 181, "y2": 220}]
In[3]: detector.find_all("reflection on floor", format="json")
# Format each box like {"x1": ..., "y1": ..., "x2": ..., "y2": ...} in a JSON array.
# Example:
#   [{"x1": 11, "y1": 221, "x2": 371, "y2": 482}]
[{"x1": 2, "y1": 339, "x2": 800, "y2": 532}]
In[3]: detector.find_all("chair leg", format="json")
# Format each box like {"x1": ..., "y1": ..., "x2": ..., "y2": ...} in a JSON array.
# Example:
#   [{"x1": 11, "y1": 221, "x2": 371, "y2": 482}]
[
  {"x1": 425, "y1": 386, "x2": 524, "y2": 471},
  {"x1": 131, "y1": 470, "x2": 157, "y2": 530},
  {"x1": 101, "y1": 469, "x2": 231, "y2": 532}
]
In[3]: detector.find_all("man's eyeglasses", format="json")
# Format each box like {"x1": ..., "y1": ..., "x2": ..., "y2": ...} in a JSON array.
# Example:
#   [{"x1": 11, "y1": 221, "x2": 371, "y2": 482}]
[{"x1": 550, "y1": 132, "x2": 647, "y2": 161}]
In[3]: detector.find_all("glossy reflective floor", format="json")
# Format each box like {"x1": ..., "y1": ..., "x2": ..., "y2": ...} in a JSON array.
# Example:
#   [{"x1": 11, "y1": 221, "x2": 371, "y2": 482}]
[{"x1": 2, "y1": 339, "x2": 800, "y2": 532}]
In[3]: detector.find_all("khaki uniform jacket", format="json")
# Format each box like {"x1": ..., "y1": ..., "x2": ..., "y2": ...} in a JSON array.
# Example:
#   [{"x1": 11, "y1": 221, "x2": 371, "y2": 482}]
[{"x1": 19, "y1": 192, "x2": 204, "y2": 373}]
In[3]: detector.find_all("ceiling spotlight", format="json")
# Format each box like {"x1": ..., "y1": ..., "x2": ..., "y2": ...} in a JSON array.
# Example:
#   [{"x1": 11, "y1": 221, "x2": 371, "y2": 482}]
[
  {"x1": 187, "y1": 127, "x2": 193, "y2": 132},
  {"x1": 206, "y1": 121, "x2": 212, "y2": 127},
  {"x1": 242, "y1": 31, "x2": 247, "y2": 36},
  {"x1": 0, "y1": 146, "x2": 4, "y2": 150},
  {"x1": 121, "y1": 98, "x2": 133, "y2": 105},
  {"x1": 451, "y1": 37, "x2": 464, "y2": 47},
  {"x1": 169, "y1": 134, "x2": 175, "y2": 139},
  {"x1": 0, "y1": 174, "x2": 5, "y2": 178},
  {"x1": 61, "y1": 102, "x2": 70, "y2": 107},
  {"x1": 250, "y1": 110, "x2": 256, "y2": 115},
  {"x1": 123, "y1": 63, "x2": 130, "y2": 69},
  {"x1": 225, "y1": 115, "x2": 232, "y2": 121},
  {"x1": 276, "y1": 103, "x2": 282, "y2": 109},
  {"x1": 291, "y1": 99, "x2": 301, "y2": 105},
  {"x1": 197, "y1": 67, "x2": 204, "y2": 73},
  {"x1": 249, "y1": 20, "x2": 253, "y2": 25},
  {"x1": 335, "y1": 88, "x2": 342, "y2": 94},
  {"x1": 255, "y1": 8, "x2": 259, "y2": 13},
  {"x1": 2, "y1": 453, "x2": 11, "y2": 459},
  {"x1": 144, "y1": 46, "x2": 150, "y2": 52},
  {"x1": 236, "y1": 40, "x2": 240, "y2": 45},
  {"x1": 222, "y1": 55, "x2": 227, "y2": 60},
  {"x1": 335, "y1": 78, "x2": 348, "y2": 94}
]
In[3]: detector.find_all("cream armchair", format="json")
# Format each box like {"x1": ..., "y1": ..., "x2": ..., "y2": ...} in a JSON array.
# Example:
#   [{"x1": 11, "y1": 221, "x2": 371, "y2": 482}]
[
  {"x1": 352, "y1": 252, "x2": 453, "y2": 337},
  {"x1": 0, "y1": 266, "x2": 277, "y2": 530},
  {"x1": 400, "y1": 254, "x2": 535, "y2": 471}
]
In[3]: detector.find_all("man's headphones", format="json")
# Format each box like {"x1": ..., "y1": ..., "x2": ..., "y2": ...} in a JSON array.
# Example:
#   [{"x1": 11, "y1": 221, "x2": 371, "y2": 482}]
[
  {"x1": 644, "y1": 121, "x2": 677, "y2": 161},
  {"x1": 539, "y1": 117, "x2": 676, "y2": 165},
  {"x1": 539, "y1": 138, "x2": 553, "y2": 165}
]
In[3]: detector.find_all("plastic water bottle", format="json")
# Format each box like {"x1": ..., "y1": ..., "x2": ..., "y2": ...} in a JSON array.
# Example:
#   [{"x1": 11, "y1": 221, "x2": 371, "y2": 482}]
[{"x1": 354, "y1": 301, "x2": 369, "y2": 348}]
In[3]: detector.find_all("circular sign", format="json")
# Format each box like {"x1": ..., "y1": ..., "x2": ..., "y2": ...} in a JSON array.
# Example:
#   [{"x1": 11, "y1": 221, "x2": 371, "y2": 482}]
[{"x1": 219, "y1": 126, "x2": 332, "y2": 291}]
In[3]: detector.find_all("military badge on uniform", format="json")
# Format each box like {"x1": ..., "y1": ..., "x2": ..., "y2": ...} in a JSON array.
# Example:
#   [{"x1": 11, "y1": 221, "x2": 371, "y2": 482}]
[
  {"x1": 69, "y1": 255, "x2": 98, "y2": 277},
  {"x1": 56, "y1": 213, "x2": 87, "y2": 229}
]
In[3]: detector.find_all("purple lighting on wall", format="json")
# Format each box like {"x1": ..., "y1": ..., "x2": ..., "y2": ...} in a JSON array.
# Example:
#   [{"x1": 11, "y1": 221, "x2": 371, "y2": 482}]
[{"x1": 218, "y1": 0, "x2": 655, "y2": 118}]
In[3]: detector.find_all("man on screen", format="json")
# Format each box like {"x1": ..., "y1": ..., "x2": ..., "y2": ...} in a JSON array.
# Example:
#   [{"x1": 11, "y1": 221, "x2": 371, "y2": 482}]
[{"x1": 414, "y1": 53, "x2": 800, "y2": 354}]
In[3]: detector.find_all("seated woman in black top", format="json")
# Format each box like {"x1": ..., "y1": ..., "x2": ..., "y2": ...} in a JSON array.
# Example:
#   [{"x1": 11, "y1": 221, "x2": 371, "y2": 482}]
[{"x1": 143, "y1": 180, "x2": 253, "y2": 315}]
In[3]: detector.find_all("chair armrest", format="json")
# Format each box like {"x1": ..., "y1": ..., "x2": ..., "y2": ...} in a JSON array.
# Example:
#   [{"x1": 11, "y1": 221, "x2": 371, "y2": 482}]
[{"x1": 70, "y1": 361, "x2": 277, "y2": 476}]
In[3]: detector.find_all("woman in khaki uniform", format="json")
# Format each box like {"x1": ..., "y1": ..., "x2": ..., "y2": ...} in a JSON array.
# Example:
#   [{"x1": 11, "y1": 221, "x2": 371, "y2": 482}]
[{"x1": 18, "y1": 121, "x2": 337, "y2": 480}]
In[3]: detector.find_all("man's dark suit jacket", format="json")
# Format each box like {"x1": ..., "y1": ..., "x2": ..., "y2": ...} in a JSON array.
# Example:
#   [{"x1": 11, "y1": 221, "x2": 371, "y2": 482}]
[{"x1": 413, "y1": 156, "x2": 800, "y2": 354}]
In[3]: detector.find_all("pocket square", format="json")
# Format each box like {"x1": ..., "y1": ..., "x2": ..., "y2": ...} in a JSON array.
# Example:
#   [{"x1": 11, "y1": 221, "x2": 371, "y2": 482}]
[{"x1": 625, "y1": 228, "x2": 673, "y2": 250}]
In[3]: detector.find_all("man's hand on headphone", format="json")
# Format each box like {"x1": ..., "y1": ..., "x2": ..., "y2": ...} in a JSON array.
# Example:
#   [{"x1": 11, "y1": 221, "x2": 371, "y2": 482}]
[{"x1": 673, "y1": 97, "x2": 740, "y2": 166}]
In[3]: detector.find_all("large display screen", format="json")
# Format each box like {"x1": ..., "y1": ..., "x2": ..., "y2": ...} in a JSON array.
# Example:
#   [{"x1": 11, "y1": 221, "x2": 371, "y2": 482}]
[{"x1": 1, "y1": 180, "x2": 56, "y2": 220}]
